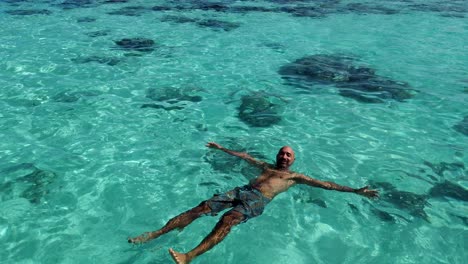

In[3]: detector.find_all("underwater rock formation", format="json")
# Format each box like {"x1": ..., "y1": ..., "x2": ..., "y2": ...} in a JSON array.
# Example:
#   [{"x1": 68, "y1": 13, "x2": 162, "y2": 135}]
[
  {"x1": 336, "y1": 77, "x2": 413, "y2": 103},
  {"x1": 238, "y1": 93, "x2": 282, "y2": 127},
  {"x1": 142, "y1": 87, "x2": 203, "y2": 111},
  {"x1": 204, "y1": 141, "x2": 270, "y2": 180},
  {"x1": 204, "y1": 140, "x2": 247, "y2": 175},
  {"x1": 147, "y1": 1, "x2": 466, "y2": 25},
  {"x1": 103, "y1": 0, "x2": 129, "y2": 3},
  {"x1": 423, "y1": 160, "x2": 465, "y2": 177},
  {"x1": 371, "y1": 207, "x2": 396, "y2": 223},
  {"x1": 5, "y1": 9, "x2": 52, "y2": 15},
  {"x1": 408, "y1": 2, "x2": 467, "y2": 18},
  {"x1": 453, "y1": 116, "x2": 468, "y2": 136},
  {"x1": 114, "y1": 38, "x2": 155, "y2": 52},
  {"x1": 107, "y1": 6, "x2": 149, "y2": 16},
  {"x1": 77, "y1": 17, "x2": 96, "y2": 23},
  {"x1": 196, "y1": 19, "x2": 241, "y2": 31},
  {"x1": 293, "y1": 188, "x2": 328, "y2": 208},
  {"x1": 160, "y1": 15, "x2": 240, "y2": 31},
  {"x1": 145, "y1": 87, "x2": 203, "y2": 103},
  {"x1": 278, "y1": 54, "x2": 414, "y2": 103},
  {"x1": 0, "y1": 163, "x2": 58, "y2": 204},
  {"x1": 57, "y1": 0, "x2": 96, "y2": 10},
  {"x1": 429, "y1": 181, "x2": 468, "y2": 202},
  {"x1": 151, "y1": 5, "x2": 172, "y2": 11},
  {"x1": 86, "y1": 30, "x2": 111, "y2": 37},
  {"x1": 52, "y1": 90, "x2": 102, "y2": 103},
  {"x1": 342, "y1": 3, "x2": 399, "y2": 15},
  {"x1": 370, "y1": 181, "x2": 429, "y2": 221},
  {"x1": 23, "y1": 0, "x2": 464, "y2": 20},
  {"x1": 72, "y1": 55, "x2": 121, "y2": 66},
  {"x1": 160, "y1": 15, "x2": 198, "y2": 24}
]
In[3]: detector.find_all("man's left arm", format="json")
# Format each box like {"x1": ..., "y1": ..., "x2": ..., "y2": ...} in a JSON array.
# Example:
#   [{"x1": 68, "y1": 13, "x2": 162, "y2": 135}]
[{"x1": 293, "y1": 173, "x2": 379, "y2": 198}]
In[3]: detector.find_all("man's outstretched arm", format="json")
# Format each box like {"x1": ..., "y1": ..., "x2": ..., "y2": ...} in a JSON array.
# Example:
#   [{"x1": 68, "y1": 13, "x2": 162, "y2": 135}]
[
  {"x1": 293, "y1": 173, "x2": 379, "y2": 198},
  {"x1": 206, "y1": 142, "x2": 267, "y2": 168}
]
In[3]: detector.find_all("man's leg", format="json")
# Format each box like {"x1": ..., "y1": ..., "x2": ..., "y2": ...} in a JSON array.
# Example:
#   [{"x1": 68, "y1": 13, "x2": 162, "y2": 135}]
[
  {"x1": 169, "y1": 210, "x2": 245, "y2": 264},
  {"x1": 128, "y1": 201, "x2": 212, "y2": 244}
]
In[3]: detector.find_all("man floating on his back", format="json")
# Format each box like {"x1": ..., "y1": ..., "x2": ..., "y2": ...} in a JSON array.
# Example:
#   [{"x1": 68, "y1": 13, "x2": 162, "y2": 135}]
[{"x1": 129, "y1": 142, "x2": 379, "y2": 264}]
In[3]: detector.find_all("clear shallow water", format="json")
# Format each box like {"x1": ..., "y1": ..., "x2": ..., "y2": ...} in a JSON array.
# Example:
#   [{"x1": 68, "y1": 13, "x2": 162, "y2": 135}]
[{"x1": 0, "y1": 0, "x2": 467, "y2": 263}]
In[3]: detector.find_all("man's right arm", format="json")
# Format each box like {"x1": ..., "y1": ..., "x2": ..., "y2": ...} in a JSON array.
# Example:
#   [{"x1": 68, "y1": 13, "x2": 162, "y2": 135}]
[{"x1": 206, "y1": 142, "x2": 267, "y2": 168}]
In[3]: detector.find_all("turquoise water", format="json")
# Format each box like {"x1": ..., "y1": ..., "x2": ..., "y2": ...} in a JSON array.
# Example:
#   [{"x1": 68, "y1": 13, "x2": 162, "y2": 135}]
[{"x1": 0, "y1": 0, "x2": 467, "y2": 263}]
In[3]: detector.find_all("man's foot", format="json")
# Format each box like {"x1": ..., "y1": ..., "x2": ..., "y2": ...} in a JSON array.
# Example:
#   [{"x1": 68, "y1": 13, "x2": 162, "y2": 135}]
[
  {"x1": 128, "y1": 232, "x2": 156, "y2": 244},
  {"x1": 169, "y1": 248, "x2": 190, "y2": 264}
]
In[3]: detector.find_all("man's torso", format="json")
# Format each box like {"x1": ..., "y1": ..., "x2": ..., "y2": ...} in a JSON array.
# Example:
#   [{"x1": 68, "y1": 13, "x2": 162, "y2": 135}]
[{"x1": 249, "y1": 166, "x2": 297, "y2": 199}]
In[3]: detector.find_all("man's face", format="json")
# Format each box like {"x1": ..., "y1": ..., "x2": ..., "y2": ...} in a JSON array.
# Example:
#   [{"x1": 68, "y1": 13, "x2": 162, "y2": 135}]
[{"x1": 276, "y1": 146, "x2": 295, "y2": 170}]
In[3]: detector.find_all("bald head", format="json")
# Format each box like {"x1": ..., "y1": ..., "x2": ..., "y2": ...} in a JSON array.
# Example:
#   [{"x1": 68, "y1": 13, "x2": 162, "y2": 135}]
[{"x1": 276, "y1": 146, "x2": 295, "y2": 170}]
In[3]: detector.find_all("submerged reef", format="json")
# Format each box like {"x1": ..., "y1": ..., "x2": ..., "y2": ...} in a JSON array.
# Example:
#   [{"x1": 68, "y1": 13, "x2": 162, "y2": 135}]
[
  {"x1": 72, "y1": 55, "x2": 121, "y2": 66},
  {"x1": 453, "y1": 116, "x2": 468, "y2": 136},
  {"x1": 85, "y1": 29, "x2": 111, "y2": 37},
  {"x1": 370, "y1": 181, "x2": 429, "y2": 221},
  {"x1": 160, "y1": 15, "x2": 240, "y2": 32},
  {"x1": 148, "y1": 0, "x2": 466, "y2": 19},
  {"x1": 77, "y1": 16, "x2": 96, "y2": 23},
  {"x1": 278, "y1": 54, "x2": 414, "y2": 103},
  {"x1": 429, "y1": 181, "x2": 468, "y2": 202},
  {"x1": 5, "y1": 9, "x2": 52, "y2": 15},
  {"x1": 238, "y1": 92, "x2": 283, "y2": 127},
  {"x1": 422, "y1": 160, "x2": 465, "y2": 177},
  {"x1": 56, "y1": 0, "x2": 97, "y2": 10},
  {"x1": 0, "y1": 163, "x2": 58, "y2": 204},
  {"x1": 114, "y1": 38, "x2": 155, "y2": 53},
  {"x1": 141, "y1": 87, "x2": 203, "y2": 111},
  {"x1": 107, "y1": 6, "x2": 150, "y2": 16},
  {"x1": 204, "y1": 139, "x2": 247, "y2": 175},
  {"x1": 4, "y1": 0, "x2": 466, "y2": 18},
  {"x1": 52, "y1": 90, "x2": 102, "y2": 103}
]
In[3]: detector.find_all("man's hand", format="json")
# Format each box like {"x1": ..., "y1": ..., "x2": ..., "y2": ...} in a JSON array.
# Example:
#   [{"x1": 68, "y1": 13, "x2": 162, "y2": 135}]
[
  {"x1": 355, "y1": 186, "x2": 379, "y2": 199},
  {"x1": 206, "y1": 142, "x2": 223, "y2": 150}
]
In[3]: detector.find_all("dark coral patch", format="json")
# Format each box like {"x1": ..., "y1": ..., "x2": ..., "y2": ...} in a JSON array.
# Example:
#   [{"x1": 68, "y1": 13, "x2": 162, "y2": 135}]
[
  {"x1": 146, "y1": 87, "x2": 202, "y2": 103},
  {"x1": 86, "y1": 30, "x2": 111, "y2": 37},
  {"x1": 160, "y1": 15, "x2": 240, "y2": 32},
  {"x1": 52, "y1": 90, "x2": 102, "y2": 103},
  {"x1": 141, "y1": 104, "x2": 185, "y2": 111},
  {"x1": 142, "y1": 87, "x2": 203, "y2": 111},
  {"x1": 160, "y1": 15, "x2": 198, "y2": 24},
  {"x1": 204, "y1": 139, "x2": 247, "y2": 175},
  {"x1": 57, "y1": 0, "x2": 96, "y2": 10},
  {"x1": 371, "y1": 207, "x2": 396, "y2": 223},
  {"x1": 196, "y1": 19, "x2": 241, "y2": 31},
  {"x1": 453, "y1": 116, "x2": 468, "y2": 136},
  {"x1": 370, "y1": 181, "x2": 429, "y2": 221},
  {"x1": 0, "y1": 163, "x2": 58, "y2": 204},
  {"x1": 336, "y1": 77, "x2": 412, "y2": 103},
  {"x1": 279, "y1": 54, "x2": 373, "y2": 84},
  {"x1": 238, "y1": 93, "x2": 282, "y2": 127},
  {"x1": 423, "y1": 160, "x2": 465, "y2": 176},
  {"x1": 114, "y1": 38, "x2": 155, "y2": 52},
  {"x1": 343, "y1": 3, "x2": 400, "y2": 15},
  {"x1": 77, "y1": 17, "x2": 96, "y2": 23},
  {"x1": 151, "y1": 5, "x2": 173, "y2": 11},
  {"x1": 429, "y1": 181, "x2": 468, "y2": 202},
  {"x1": 72, "y1": 55, "x2": 121, "y2": 66},
  {"x1": 103, "y1": 0, "x2": 129, "y2": 3},
  {"x1": 107, "y1": 6, "x2": 149, "y2": 16},
  {"x1": 6, "y1": 9, "x2": 52, "y2": 15},
  {"x1": 278, "y1": 54, "x2": 414, "y2": 103}
]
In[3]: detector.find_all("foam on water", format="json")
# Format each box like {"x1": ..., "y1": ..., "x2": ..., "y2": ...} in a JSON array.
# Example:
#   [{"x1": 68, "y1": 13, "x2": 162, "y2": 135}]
[{"x1": 0, "y1": 0, "x2": 467, "y2": 263}]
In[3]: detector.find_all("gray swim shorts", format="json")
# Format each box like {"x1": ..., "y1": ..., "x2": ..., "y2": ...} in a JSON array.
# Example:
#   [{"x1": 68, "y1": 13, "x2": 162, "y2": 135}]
[{"x1": 205, "y1": 185, "x2": 271, "y2": 222}]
